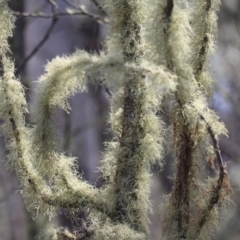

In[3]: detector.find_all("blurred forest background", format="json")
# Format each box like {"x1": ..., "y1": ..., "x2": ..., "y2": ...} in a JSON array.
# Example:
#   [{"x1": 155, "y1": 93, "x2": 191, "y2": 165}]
[{"x1": 0, "y1": 0, "x2": 240, "y2": 239}]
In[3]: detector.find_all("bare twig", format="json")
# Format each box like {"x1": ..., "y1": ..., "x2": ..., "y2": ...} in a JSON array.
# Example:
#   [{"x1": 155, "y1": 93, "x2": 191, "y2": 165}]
[
  {"x1": 16, "y1": 0, "x2": 59, "y2": 75},
  {"x1": 62, "y1": 0, "x2": 108, "y2": 23},
  {"x1": 62, "y1": 0, "x2": 83, "y2": 10},
  {"x1": 164, "y1": 0, "x2": 174, "y2": 21},
  {"x1": 90, "y1": 0, "x2": 106, "y2": 15},
  {"x1": 16, "y1": 17, "x2": 58, "y2": 75},
  {"x1": 47, "y1": 0, "x2": 58, "y2": 13},
  {"x1": 12, "y1": 0, "x2": 108, "y2": 75},
  {"x1": 12, "y1": 10, "x2": 107, "y2": 23}
]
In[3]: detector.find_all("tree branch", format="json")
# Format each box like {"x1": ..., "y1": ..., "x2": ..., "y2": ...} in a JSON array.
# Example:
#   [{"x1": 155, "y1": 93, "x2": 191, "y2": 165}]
[{"x1": 192, "y1": 114, "x2": 227, "y2": 237}]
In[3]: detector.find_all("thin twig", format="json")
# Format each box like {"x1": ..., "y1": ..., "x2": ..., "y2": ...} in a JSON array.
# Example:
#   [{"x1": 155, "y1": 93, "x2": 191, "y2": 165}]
[
  {"x1": 193, "y1": 114, "x2": 225, "y2": 237},
  {"x1": 164, "y1": 0, "x2": 174, "y2": 20},
  {"x1": 12, "y1": 10, "x2": 76, "y2": 18},
  {"x1": 104, "y1": 86, "x2": 112, "y2": 97},
  {"x1": 62, "y1": 0, "x2": 82, "y2": 10},
  {"x1": 200, "y1": 115, "x2": 224, "y2": 174},
  {"x1": 16, "y1": 1, "x2": 59, "y2": 75},
  {"x1": 47, "y1": 0, "x2": 58, "y2": 13},
  {"x1": 90, "y1": 0, "x2": 107, "y2": 15},
  {"x1": 62, "y1": 0, "x2": 108, "y2": 23},
  {"x1": 62, "y1": 0, "x2": 84, "y2": 11},
  {"x1": 12, "y1": 10, "x2": 107, "y2": 23},
  {"x1": 16, "y1": 18, "x2": 58, "y2": 75}
]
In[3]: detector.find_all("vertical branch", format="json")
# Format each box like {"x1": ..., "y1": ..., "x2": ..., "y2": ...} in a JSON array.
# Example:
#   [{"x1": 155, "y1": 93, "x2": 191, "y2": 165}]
[
  {"x1": 161, "y1": 1, "x2": 197, "y2": 238},
  {"x1": 170, "y1": 113, "x2": 194, "y2": 239},
  {"x1": 104, "y1": 0, "x2": 156, "y2": 235},
  {"x1": 192, "y1": 0, "x2": 213, "y2": 76},
  {"x1": 163, "y1": 0, "x2": 174, "y2": 70},
  {"x1": 0, "y1": 1, "x2": 26, "y2": 169},
  {"x1": 8, "y1": 0, "x2": 26, "y2": 72},
  {"x1": 160, "y1": 1, "x2": 228, "y2": 238},
  {"x1": 112, "y1": 75, "x2": 147, "y2": 232},
  {"x1": 109, "y1": 0, "x2": 144, "y2": 230},
  {"x1": 191, "y1": 0, "x2": 221, "y2": 94}
]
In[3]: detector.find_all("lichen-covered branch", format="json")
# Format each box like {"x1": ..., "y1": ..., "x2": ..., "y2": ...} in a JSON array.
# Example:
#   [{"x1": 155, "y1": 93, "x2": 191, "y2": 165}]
[
  {"x1": 103, "y1": 0, "x2": 155, "y2": 235},
  {"x1": 160, "y1": 2, "x2": 196, "y2": 238},
  {"x1": 45, "y1": 222, "x2": 146, "y2": 240},
  {"x1": 0, "y1": 50, "x2": 110, "y2": 219},
  {"x1": 188, "y1": 114, "x2": 228, "y2": 239},
  {"x1": 0, "y1": 0, "x2": 230, "y2": 239},
  {"x1": 159, "y1": 1, "x2": 229, "y2": 239},
  {"x1": 191, "y1": 0, "x2": 221, "y2": 95}
]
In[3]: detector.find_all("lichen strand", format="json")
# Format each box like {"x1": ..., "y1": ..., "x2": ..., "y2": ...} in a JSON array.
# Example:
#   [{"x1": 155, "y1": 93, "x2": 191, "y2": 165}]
[
  {"x1": 33, "y1": 51, "x2": 93, "y2": 179},
  {"x1": 0, "y1": 0, "x2": 15, "y2": 53},
  {"x1": 104, "y1": 0, "x2": 142, "y2": 61},
  {"x1": 141, "y1": 0, "x2": 166, "y2": 65},
  {"x1": 0, "y1": 49, "x2": 51, "y2": 217},
  {"x1": 191, "y1": 0, "x2": 221, "y2": 95},
  {"x1": 0, "y1": 0, "x2": 37, "y2": 208}
]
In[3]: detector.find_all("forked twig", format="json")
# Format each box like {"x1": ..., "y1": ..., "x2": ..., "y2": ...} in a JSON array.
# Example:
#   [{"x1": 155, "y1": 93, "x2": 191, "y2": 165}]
[
  {"x1": 16, "y1": 17, "x2": 58, "y2": 75},
  {"x1": 16, "y1": 0, "x2": 59, "y2": 75},
  {"x1": 13, "y1": 0, "x2": 108, "y2": 74}
]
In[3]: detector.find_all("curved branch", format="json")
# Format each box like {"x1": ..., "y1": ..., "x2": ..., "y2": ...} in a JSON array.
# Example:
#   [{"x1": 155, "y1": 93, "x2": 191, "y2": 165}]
[
  {"x1": 0, "y1": 53, "x2": 109, "y2": 218},
  {"x1": 191, "y1": 114, "x2": 226, "y2": 238}
]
